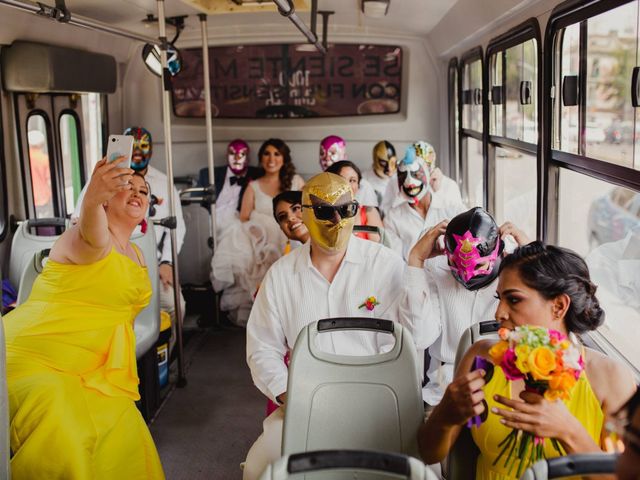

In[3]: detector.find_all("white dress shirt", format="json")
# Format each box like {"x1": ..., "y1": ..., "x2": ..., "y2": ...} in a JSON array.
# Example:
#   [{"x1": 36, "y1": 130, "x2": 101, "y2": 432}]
[
  {"x1": 73, "y1": 165, "x2": 186, "y2": 264},
  {"x1": 215, "y1": 167, "x2": 243, "y2": 235},
  {"x1": 355, "y1": 178, "x2": 379, "y2": 208},
  {"x1": 246, "y1": 236, "x2": 429, "y2": 402},
  {"x1": 416, "y1": 255, "x2": 499, "y2": 405},
  {"x1": 384, "y1": 200, "x2": 466, "y2": 260},
  {"x1": 362, "y1": 169, "x2": 391, "y2": 209},
  {"x1": 381, "y1": 174, "x2": 465, "y2": 214}
]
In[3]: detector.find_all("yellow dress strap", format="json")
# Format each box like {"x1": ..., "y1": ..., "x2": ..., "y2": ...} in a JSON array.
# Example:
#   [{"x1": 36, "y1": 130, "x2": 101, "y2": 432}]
[{"x1": 131, "y1": 243, "x2": 146, "y2": 267}]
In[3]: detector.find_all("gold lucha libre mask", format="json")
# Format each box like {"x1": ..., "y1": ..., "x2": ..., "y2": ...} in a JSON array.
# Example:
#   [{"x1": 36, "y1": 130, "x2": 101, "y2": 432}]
[
  {"x1": 373, "y1": 140, "x2": 397, "y2": 178},
  {"x1": 302, "y1": 173, "x2": 357, "y2": 252}
]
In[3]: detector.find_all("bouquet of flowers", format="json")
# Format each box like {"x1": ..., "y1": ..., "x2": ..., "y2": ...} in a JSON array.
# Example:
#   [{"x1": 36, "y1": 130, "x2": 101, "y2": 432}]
[{"x1": 488, "y1": 325, "x2": 584, "y2": 477}]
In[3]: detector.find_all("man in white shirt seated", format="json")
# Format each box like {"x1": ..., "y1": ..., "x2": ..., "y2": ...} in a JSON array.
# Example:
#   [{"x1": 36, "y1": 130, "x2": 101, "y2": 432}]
[
  {"x1": 384, "y1": 144, "x2": 466, "y2": 260},
  {"x1": 362, "y1": 140, "x2": 397, "y2": 216},
  {"x1": 380, "y1": 141, "x2": 464, "y2": 214},
  {"x1": 73, "y1": 126, "x2": 186, "y2": 345},
  {"x1": 318, "y1": 134, "x2": 378, "y2": 207},
  {"x1": 406, "y1": 208, "x2": 528, "y2": 408},
  {"x1": 243, "y1": 172, "x2": 428, "y2": 480}
]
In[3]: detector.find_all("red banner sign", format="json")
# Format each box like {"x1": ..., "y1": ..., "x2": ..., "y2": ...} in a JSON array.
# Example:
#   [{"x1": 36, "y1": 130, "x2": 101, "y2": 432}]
[{"x1": 171, "y1": 43, "x2": 402, "y2": 118}]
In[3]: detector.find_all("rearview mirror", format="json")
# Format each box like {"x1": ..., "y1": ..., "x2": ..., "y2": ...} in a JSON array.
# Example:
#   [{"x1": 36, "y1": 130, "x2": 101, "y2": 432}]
[{"x1": 142, "y1": 43, "x2": 182, "y2": 77}]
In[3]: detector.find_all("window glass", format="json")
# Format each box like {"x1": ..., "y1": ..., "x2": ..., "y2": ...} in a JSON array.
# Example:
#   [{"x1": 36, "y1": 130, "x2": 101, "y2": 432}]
[
  {"x1": 557, "y1": 22, "x2": 580, "y2": 154},
  {"x1": 585, "y1": 2, "x2": 638, "y2": 168},
  {"x1": 59, "y1": 113, "x2": 83, "y2": 214},
  {"x1": 462, "y1": 58, "x2": 483, "y2": 132},
  {"x1": 463, "y1": 137, "x2": 484, "y2": 208},
  {"x1": 557, "y1": 168, "x2": 640, "y2": 371},
  {"x1": 504, "y1": 39, "x2": 538, "y2": 143},
  {"x1": 81, "y1": 93, "x2": 103, "y2": 173},
  {"x1": 490, "y1": 51, "x2": 503, "y2": 136},
  {"x1": 493, "y1": 147, "x2": 537, "y2": 239},
  {"x1": 449, "y1": 62, "x2": 459, "y2": 181},
  {"x1": 26, "y1": 115, "x2": 54, "y2": 218}
]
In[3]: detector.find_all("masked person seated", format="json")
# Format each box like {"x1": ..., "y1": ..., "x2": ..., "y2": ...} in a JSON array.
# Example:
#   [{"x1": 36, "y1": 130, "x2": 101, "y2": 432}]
[
  {"x1": 380, "y1": 141, "x2": 465, "y2": 215},
  {"x1": 243, "y1": 172, "x2": 426, "y2": 480},
  {"x1": 318, "y1": 135, "x2": 378, "y2": 207},
  {"x1": 326, "y1": 160, "x2": 384, "y2": 243},
  {"x1": 362, "y1": 140, "x2": 397, "y2": 217},
  {"x1": 417, "y1": 241, "x2": 637, "y2": 479},
  {"x1": 406, "y1": 208, "x2": 529, "y2": 409},
  {"x1": 384, "y1": 144, "x2": 466, "y2": 260},
  {"x1": 5, "y1": 160, "x2": 165, "y2": 479}
]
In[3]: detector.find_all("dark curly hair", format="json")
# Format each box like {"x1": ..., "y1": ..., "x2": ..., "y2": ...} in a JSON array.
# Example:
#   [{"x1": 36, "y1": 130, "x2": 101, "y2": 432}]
[
  {"x1": 258, "y1": 138, "x2": 296, "y2": 192},
  {"x1": 499, "y1": 241, "x2": 604, "y2": 334},
  {"x1": 326, "y1": 160, "x2": 362, "y2": 185}
]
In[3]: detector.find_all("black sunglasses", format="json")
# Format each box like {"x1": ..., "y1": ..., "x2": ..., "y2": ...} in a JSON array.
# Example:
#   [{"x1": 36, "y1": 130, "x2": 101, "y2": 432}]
[{"x1": 302, "y1": 201, "x2": 359, "y2": 221}]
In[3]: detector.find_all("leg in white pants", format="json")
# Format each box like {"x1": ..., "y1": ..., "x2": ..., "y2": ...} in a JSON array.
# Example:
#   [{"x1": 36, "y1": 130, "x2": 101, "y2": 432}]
[
  {"x1": 243, "y1": 407, "x2": 284, "y2": 480},
  {"x1": 159, "y1": 283, "x2": 186, "y2": 353}
]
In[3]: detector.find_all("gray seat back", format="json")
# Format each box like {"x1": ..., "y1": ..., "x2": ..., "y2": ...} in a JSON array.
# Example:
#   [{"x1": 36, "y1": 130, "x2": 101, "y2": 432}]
[
  {"x1": 0, "y1": 315, "x2": 10, "y2": 479},
  {"x1": 282, "y1": 319, "x2": 423, "y2": 458},
  {"x1": 352, "y1": 225, "x2": 392, "y2": 248},
  {"x1": 519, "y1": 453, "x2": 618, "y2": 479},
  {"x1": 131, "y1": 226, "x2": 160, "y2": 358},
  {"x1": 178, "y1": 202, "x2": 212, "y2": 285},
  {"x1": 16, "y1": 249, "x2": 49, "y2": 305},
  {"x1": 259, "y1": 450, "x2": 438, "y2": 480},
  {"x1": 444, "y1": 320, "x2": 500, "y2": 480}
]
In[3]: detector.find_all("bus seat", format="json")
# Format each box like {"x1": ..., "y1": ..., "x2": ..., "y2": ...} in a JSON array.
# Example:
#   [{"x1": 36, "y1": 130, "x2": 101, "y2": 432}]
[
  {"x1": 8, "y1": 218, "x2": 66, "y2": 295},
  {"x1": 259, "y1": 450, "x2": 438, "y2": 480},
  {"x1": 130, "y1": 226, "x2": 161, "y2": 359},
  {"x1": 0, "y1": 314, "x2": 10, "y2": 480},
  {"x1": 444, "y1": 320, "x2": 500, "y2": 480},
  {"x1": 16, "y1": 249, "x2": 49, "y2": 306},
  {"x1": 178, "y1": 202, "x2": 213, "y2": 286},
  {"x1": 282, "y1": 319, "x2": 423, "y2": 458},
  {"x1": 519, "y1": 453, "x2": 618, "y2": 479},
  {"x1": 352, "y1": 225, "x2": 392, "y2": 248}
]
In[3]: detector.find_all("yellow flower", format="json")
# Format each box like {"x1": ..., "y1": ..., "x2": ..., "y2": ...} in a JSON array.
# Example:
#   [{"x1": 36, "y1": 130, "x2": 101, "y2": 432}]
[
  {"x1": 560, "y1": 340, "x2": 570, "y2": 349},
  {"x1": 489, "y1": 341, "x2": 509, "y2": 365},
  {"x1": 528, "y1": 347, "x2": 557, "y2": 381},
  {"x1": 514, "y1": 345, "x2": 531, "y2": 373},
  {"x1": 368, "y1": 296, "x2": 377, "y2": 303},
  {"x1": 544, "y1": 388, "x2": 567, "y2": 402}
]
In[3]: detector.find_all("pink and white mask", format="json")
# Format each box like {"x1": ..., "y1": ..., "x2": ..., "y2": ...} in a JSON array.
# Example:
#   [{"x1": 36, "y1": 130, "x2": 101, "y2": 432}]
[
  {"x1": 319, "y1": 135, "x2": 347, "y2": 171},
  {"x1": 227, "y1": 139, "x2": 250, "y2": 175},
  {"x1": 446, "y1": 230, "x2": 501, "y2": 290}
]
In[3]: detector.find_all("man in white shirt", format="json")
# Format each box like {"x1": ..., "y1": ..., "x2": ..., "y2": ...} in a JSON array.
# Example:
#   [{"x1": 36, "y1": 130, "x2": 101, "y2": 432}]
[
  {"x1": 318, "y1": 134, "x2": 378, "y2": 207},
  {"x1": 384, "y1": 144, "x2": 466, "y2": 260},
  {"x1": 406, "y1": 209, "x2": 528, "y2": 407},
  {"x1": 381, "y1": 141, "x2": 464, "y2": 214},
  {"x1": 73, "y1": 127, "x2": 186, "y2": 340},
  {"x1": 243, "y1": 172, "x2": 427, "y2": 480},
  {"x1": 362, "y1": 140, "x2": 397, "y2": 215}
]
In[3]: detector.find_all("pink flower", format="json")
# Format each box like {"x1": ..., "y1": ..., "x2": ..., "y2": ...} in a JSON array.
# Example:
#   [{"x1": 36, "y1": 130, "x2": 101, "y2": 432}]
[
  {"x1": 548, "y1": 329, "x2": 565, "y2": 344},
  {"x1": 500, "y1": 349, "x2": 526, "y2": 381}
]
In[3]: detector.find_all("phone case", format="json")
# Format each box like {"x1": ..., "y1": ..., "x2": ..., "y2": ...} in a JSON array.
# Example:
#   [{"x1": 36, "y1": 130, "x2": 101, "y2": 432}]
[{"x1": 106, "y1": 135, "x2": 133, "y2": 170}]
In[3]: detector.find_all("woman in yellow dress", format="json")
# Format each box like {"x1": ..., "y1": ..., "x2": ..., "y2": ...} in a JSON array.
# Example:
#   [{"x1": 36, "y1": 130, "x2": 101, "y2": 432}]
[
  {"x1": 4, "y1": 157, "x2": 165, "y2": 479},
  {"x1": 415, "y1": 241, "x2": 636, "y2": 479}
]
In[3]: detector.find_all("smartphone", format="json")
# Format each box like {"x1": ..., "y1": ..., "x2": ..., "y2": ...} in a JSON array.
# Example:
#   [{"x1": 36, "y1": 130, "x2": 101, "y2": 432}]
[{"x1": 105, "y1": 135, "x2": 134, "y2": 170}]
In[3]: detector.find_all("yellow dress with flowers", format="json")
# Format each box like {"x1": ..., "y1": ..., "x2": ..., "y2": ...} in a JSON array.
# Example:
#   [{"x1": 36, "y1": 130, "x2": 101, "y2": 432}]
[
  {"x1": 470, "y1": 364, "x2": 603, "y2": 480},
  {"x1": 4, "y1": 247, "x2": 165, "y2": 479}
]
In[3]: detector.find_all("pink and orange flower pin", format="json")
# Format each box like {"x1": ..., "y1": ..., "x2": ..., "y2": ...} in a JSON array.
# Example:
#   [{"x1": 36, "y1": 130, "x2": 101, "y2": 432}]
[{"x1": 358, "y1": 296, "x2": 380, "y2": 311}]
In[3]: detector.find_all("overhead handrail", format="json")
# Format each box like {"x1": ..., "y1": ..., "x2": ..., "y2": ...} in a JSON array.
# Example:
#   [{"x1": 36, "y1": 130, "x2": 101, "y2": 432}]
[
  {"x1": 272, "y1": 0, "x2": 327, "y2": 54},
  {"x1": 0, "y1": 0, "x2": 160, "y2": 45}
]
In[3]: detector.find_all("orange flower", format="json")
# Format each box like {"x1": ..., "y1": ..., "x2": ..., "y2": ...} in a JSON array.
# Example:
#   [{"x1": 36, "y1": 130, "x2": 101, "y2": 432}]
[
  {"x1": 549, "y1": 370, "x2": 577, "y2": 393},
  {"x1": 498, "y1": 327, "x2": 510, "y2": 341},
  {"x1": 544, "y1": 388, "x2": 568, "y2": 401},
  {"x1": 489, "y1": 340, "x2": 509, "y2": 365},
  {"x1": 528, "y1": 347, "x2": 557, "y2": 381}
]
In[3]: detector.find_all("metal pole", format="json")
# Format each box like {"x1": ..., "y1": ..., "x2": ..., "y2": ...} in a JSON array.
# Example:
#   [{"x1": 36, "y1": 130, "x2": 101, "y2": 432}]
[
  {"x1": 272, "y1": 0, "x2": 326, "y2": 54},
  {"x1": 198, "y1": 14, "x2": 217, "y2": 252},
  {"x1": 0, "y1": 0, "x2": 159, "y2": 45},
  {"x1": 157, "y1": 0, "x2": 186, "y2": 387}
]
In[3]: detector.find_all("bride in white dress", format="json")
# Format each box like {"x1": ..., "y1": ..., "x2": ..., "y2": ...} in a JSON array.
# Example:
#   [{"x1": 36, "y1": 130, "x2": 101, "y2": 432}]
[{"x1": 212, "y1": 139, "x2": 304, "y2": 325}]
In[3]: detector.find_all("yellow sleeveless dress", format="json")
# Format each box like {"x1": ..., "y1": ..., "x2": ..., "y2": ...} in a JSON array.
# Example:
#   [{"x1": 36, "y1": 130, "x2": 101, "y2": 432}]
[
  {"x1": 471, "y1": 365, "x2": 603, "y2": 480},
  {"x1": 4, "y1": 247, "x2": 165, "y2": 479}
]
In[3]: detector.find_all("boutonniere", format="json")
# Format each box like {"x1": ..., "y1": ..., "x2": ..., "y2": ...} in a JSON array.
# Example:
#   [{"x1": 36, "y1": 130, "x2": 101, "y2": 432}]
[{"x1": 358, "y1": 296, "x2": 380, "y2": 311}]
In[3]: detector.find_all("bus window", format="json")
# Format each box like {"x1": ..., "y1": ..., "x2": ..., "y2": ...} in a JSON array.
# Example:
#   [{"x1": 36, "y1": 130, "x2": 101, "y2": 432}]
[
  {"x1": 586, "y1": 2, "x2": 638, "y2": 168},
  {"x1": 493, "y1": 147, "x2": 536, "y2": 240},
  {"x1": 81, "y1": 93, "x2": 103, "y2": 172},
  {"x1": 558, "y1": 22, "x2": 580, "y2": 155},
  {"x1": 463, "y1": 59, "x2": 483, "y2": 132},
  {"x1": 490, "y1": 51, "x2": 503, "y2": 137},
  {"x1": 26, "y1": 114, "x2": 54, "y2": 219},
  {"x1": 464, "y1": 137, "x2": 484, "y2": 208},
  {"x1": 558, "y1": 169, "x2": 640, "y2": 372},
  {"x1": 59, "y1": 112, "x2": 84, "y2": 214},
  {"x1": 505, "y1": 39, "x2": 537, "y2": 143},
  {"x1": 448, "y1": 58, "x2": 459, "y2": 182}
]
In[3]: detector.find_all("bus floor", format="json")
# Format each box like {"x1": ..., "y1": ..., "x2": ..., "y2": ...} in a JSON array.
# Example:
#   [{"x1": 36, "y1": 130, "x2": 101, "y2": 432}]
[{"x1": 149, "y1": 323, "x2": 264, "y2": 480}]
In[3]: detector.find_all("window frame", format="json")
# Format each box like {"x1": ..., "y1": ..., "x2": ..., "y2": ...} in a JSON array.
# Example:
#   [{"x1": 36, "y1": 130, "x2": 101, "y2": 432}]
[
  {"x1": 57, "y1": 108, "x2": 87, "y2": 215},
  {"x1": 485, "y1": 19, "x2": 543, "y2": 237},
  {"x1": 448, "y1": 57, "x2": 459, "y2": 183},
  {"x1": 0, "y1": 89, "x2": 7, "y2": 242},
  {"x1": 459, "y1": 47, "x2": 487, "y2": 208}
]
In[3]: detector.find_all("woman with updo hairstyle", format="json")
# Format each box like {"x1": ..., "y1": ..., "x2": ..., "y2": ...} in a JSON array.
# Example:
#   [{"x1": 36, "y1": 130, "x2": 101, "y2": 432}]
[
  {"x1": 326, "y1": 160, "x2": 383, "y2": 243},
  {"x1": 418, "y1": 241, "x2": 637, "y2": 479}
]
